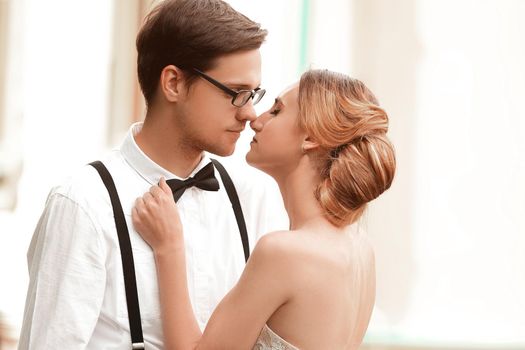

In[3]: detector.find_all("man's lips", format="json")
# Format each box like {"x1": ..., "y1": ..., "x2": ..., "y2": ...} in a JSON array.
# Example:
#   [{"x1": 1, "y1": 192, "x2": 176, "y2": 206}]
[{"x1": 228, "y1": 127, "x2": 245, "y2": 133}]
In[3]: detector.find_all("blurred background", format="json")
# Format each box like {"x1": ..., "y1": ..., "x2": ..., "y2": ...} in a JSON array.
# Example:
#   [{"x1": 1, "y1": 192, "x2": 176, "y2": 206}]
[{"x1": 0, "y1": 0, "x2": 524, "y2": 349}]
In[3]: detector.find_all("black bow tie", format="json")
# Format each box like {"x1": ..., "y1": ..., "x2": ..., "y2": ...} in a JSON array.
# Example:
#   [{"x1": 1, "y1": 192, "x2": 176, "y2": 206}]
[{"x1": 165, "y1": 162, "x2": 220, "y2": 202}]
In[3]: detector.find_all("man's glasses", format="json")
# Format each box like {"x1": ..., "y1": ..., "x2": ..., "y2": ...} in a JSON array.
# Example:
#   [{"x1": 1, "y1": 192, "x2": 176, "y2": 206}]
[{"x1": 192, "y1": 68, "x2": 266, "y2": 107}]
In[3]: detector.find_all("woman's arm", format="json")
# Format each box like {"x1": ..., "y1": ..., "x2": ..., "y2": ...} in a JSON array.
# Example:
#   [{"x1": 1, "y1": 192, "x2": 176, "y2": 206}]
[
  {"x1": 132, "y1": 178, "x2": 201, "y2": 349},
  {"x1": 132, "y1": 179, "x2": 294, "y2": 350},
  {"x1": 153, "y1": 246, "x2": 201, "y2": 350},
  {"x1": 197, "y1": 233, "x2": 294, "y2": 349}
]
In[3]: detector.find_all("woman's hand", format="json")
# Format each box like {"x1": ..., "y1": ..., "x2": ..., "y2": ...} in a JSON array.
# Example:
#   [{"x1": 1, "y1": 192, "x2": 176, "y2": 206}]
[{"x1": 132, "y1": 177, "x2": 183, "y2": 253}]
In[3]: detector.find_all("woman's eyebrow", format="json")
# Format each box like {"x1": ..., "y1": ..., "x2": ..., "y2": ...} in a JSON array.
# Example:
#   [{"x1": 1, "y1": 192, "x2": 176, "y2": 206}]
[{"x1": 275, "y1": 97, "x2": 284, "y2": 106}]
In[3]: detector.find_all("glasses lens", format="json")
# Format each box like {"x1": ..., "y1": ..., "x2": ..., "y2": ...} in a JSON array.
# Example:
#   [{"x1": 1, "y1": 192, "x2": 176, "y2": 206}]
[
  {"x1": 252, "y1": 89, "x2": 266, "y2": 105},
  {"x1": 233, "y1": 91, "x2": 253, "y2": 107}
]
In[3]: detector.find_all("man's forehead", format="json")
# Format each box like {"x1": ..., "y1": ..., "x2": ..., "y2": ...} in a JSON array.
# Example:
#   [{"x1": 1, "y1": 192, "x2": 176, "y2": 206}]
[{"x1": 208, "y1": 50, "x2": 262, "y2": 86}]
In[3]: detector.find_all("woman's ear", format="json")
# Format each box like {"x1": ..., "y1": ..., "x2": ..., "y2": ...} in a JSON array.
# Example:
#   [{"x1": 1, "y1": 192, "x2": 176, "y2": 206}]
[
  {"x1": 159, "y1": 65, "x2": 186, "y2": 102},
  {"x1": 301, "y1": 136, "x2": 320, "y2": 153}
]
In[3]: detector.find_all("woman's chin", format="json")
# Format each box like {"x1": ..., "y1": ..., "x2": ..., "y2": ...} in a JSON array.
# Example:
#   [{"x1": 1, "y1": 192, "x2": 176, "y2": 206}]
[
  {"x1": 245, "y1": 150, "x2": 257, "y2": 167},
  {"x1": 245, "y1": 151, "x2": 265, "y2": 171}
]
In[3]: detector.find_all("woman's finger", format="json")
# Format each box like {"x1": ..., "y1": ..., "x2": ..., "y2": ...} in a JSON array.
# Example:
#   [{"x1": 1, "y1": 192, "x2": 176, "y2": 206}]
[
  {"x1": 143, "y1": 191, "x2": 154, "y2": 204},
  {"x1": 150, "y1": 184, "x2": 164, "y2": 200},
  {"x1": 135, "y1": 196, "x2": 145, "y2": 210},
  {"x1": 131, "y1": 206, "x2": 140, "y2": 225},
  {"x1": 159, "y1": 177, "x2": 172, "y2": 195},
  {"x1": 134, "y1": 197, "x2": 146, "y2": 220}
]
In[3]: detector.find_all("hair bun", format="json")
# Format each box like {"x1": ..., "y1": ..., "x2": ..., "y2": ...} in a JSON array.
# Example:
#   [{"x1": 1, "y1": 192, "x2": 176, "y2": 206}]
[
  {"x1": 318, "y1": 134, "x2": 395, "y2": 226},
  {"x1": 298, "y1": 69, "x2": 396, "y2": 227}
]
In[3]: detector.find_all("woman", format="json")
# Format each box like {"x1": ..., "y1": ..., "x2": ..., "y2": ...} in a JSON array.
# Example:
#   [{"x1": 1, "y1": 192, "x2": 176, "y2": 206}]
[{"x1": 132, "y1": 69, "x2": 396, "y2": 349}]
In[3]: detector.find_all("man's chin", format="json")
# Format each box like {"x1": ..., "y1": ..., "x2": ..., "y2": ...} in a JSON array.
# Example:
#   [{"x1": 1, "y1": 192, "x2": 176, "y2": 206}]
[{"x1": 206, "y1": 144, "x2": 236, "y2": 157}]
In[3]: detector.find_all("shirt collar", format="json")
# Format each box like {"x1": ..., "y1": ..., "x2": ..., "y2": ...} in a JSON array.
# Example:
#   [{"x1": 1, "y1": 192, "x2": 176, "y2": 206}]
[{"x1": 120, "y1": 122, "x2": 211, "y2": 185}]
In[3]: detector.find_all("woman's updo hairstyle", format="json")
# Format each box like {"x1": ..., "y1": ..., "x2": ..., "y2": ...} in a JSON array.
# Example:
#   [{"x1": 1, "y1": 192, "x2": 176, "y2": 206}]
[{"x1": 298, "y1": 70, "x2": 396, "y2": 227}]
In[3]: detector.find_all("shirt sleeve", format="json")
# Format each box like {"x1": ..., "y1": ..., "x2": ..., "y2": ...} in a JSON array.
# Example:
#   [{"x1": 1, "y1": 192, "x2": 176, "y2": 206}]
[{"x1": 18, "y1": 192, "x2": 106, "y2": 350}]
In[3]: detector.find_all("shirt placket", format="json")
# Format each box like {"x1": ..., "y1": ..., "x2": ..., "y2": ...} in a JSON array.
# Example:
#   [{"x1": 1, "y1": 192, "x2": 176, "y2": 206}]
[{"x1": 187, "y1": 188, "x2": 210, "y2": 328}]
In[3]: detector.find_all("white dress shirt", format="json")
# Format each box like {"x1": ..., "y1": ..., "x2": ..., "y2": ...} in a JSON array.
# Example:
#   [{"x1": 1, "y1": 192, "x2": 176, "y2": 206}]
[{"x1": 18, "y1": 122, "x2": 286, "y2": 350}]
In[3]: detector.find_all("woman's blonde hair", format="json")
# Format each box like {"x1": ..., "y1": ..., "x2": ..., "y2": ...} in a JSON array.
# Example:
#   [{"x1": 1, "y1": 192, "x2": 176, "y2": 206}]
[{"x1": 298, "y1": 70, "x2": 396, "y2": 227}]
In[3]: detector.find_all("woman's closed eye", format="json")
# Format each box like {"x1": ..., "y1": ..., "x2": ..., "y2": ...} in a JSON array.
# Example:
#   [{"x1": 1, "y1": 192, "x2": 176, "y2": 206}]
[
  {"x1": 269, "y1": 108, "x2": 281, "y2": 116},
  {"x1": 269, "y1": 97, "x2": 283, "y2": 116}
]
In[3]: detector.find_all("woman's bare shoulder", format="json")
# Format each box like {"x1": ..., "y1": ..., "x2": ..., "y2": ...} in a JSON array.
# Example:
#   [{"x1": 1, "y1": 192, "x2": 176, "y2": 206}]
[
  {"x1": 251, "y1": 231, "x2": 300, "y2": 262},
  {"x1": 251, "y1": 230, "x2": 332, "y2": 285},
  {"x1": 254, "y1": 230, "x2": 317, "y2": 259},
  {"x1": 250, "y1": 231, "x2": 314, "y2": 278}
]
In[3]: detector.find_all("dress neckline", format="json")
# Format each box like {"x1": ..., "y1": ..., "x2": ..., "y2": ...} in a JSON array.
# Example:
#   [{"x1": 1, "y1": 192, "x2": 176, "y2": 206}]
[{"x1": 263, "y1": 324, "x2": 300, "y2": 349}]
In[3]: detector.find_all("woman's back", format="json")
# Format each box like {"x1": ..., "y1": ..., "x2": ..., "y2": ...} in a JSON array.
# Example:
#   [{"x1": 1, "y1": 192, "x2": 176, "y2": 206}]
[{"x1": 263, "y1": 225, "x2": 375, "y2": 350}]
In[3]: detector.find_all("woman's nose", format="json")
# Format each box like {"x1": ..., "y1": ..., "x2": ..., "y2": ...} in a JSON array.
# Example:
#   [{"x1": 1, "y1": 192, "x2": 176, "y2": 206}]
[{"x1": 249, "y1": 114, "x2": 265, "y2": 131}]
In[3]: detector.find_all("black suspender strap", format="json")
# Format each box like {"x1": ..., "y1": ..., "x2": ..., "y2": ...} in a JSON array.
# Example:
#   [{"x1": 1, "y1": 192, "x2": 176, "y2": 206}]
[
  {"x1": 89, "y1": 161, "x2": 145, "y2": 350},
  {"x1": 88, "y1": 158, "x2": 247, "y2": 349},
  {"x1": 210, "y1": 158, "x2": 250, "y2": 262}
]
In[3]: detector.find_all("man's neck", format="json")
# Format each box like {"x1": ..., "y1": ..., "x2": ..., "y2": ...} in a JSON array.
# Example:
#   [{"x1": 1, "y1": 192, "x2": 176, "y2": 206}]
[{"x1": 134, "y1": 116, "x2": 203, "y2": 179}]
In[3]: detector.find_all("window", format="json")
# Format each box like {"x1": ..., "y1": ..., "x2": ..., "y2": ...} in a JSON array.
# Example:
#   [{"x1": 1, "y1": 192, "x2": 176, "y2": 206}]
[{"x1": 0, "y1": 0, "x2": 23, "y2": 211}]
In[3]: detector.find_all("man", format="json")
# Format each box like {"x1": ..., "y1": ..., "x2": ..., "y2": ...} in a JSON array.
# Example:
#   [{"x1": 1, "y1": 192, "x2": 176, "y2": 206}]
[{"x1": 18, "y1": 1, "x2": 283, "y2": 348}]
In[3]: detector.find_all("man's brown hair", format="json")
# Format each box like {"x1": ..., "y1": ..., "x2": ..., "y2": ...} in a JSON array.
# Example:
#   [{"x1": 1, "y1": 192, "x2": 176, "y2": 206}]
[{"x1": 136, "y1": 0, "x2": 268, "y2": 106}]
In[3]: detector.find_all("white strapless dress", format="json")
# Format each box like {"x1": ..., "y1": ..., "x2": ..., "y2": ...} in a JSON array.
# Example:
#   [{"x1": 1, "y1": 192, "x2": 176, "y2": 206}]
[{"x1": 253, "y1": 324, "x2": 300, "y2": 350}]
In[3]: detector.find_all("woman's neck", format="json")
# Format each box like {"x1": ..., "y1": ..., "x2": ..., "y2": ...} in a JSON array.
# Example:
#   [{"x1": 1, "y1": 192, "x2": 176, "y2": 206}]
[{"x1": 274, "y1": 157, "x2": 329, "y2": 231}]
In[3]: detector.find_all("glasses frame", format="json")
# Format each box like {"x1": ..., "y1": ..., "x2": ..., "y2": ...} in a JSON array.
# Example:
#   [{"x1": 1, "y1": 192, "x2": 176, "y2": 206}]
[{"x1": 191, "y1": 68, "x2": 265, "y2": 107}]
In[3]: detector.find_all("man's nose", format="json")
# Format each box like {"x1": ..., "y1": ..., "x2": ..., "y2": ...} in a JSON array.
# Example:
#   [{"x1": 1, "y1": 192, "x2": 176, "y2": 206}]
[{"x1": 235, "y1": 100, "x2": 257, "y2": 122}]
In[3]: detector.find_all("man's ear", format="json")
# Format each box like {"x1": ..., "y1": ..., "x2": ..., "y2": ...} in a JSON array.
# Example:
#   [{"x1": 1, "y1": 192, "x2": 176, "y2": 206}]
[
  {"x1": 159, "y1": 65, "x2": 186, "y2": 102},
  {"x1": 301, "y1": 135, "x2": 320, "y2": 153}
]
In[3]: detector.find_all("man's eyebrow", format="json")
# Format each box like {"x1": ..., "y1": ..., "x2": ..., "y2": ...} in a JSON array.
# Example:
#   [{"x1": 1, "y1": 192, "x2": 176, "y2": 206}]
[
  {"x1": 229, "y1": 84, "x2": 254, "y2": 90},
  {"x1": 224, "y1": 82, "x2": 261, "y2": 90}
]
